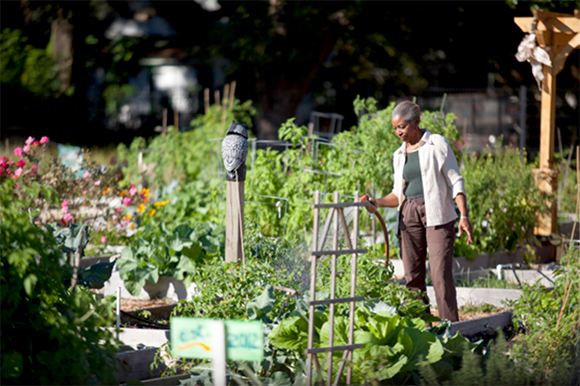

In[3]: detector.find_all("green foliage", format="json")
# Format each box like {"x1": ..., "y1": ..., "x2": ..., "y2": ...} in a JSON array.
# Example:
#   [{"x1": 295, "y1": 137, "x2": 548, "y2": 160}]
[
  {"x1": 510, "y1": 248, "x2": 580, "y2": 375},
  {"x1": 461, "y1": 144, "x2": 547, "y2": 254},
  {"x1": 0, "y1": 28, "x2": 68, "y2": 98},
  {"x1": 116, "y1": 222, "x2": 224, "y2": 296},
  {"x1": 102, "y1": 84, "x2": 137, "y2": 115},
  {"x1": 269, "y1": 303, "x2": 476, "y2": 385},
  {"x1": 116, "y1": 98, "x2": 256, "y2": 188},
  {"x1": 0, "y1": 179, "x2": 118, "y2": 384}
]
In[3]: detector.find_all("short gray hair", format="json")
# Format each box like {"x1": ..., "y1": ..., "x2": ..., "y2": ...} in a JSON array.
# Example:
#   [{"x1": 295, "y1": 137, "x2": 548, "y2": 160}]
[{"x1": 392, "y1": 101, "x2": 421, "y2": 123}]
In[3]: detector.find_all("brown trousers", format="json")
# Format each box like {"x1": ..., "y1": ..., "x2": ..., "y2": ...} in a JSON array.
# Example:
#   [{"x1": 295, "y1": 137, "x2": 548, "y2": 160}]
[{"x1": 399, "y1": 197, "x2": 459, "y2": 322}]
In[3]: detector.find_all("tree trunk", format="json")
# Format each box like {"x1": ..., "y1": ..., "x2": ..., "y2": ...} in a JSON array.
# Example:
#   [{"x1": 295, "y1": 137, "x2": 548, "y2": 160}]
[{"x1": 51, "y1": 8, "x2": 73, "y2": 93}]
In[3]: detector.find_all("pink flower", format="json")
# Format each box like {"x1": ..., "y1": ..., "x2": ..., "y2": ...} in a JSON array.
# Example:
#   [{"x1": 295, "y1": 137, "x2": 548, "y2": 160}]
[
  {"x1": 6, "y1": 170, "x2": 11, "y2": 176},
  {"x1": 129, "y1": 186, "x2": 137, "y2": 196},
  {"x1": 14, "y1": 168, "x2": 23, "y2": 178},
  {"x1": 112, "y1": 215, "x2": 118, "y2": 221},
  {"x1": 100, "y1": 236, "x2": 108, "y2": 243},
  {"x1": 123, "y1": 197, "x2": 132, "y2": 206},
  {"x1": 123, "y1": 217, "x2": 130, "y2": 223},
  {"x1": 24, "y1": 145, "x2": 31, "y2": 153},
  {"x1": 82, "y1": 190, "x2": 87, "y2": 196},
  {"x1": 61, "y1": 200, "x2": 68, "y2": 208},
  {"x1": 83, "y1": 171, "x2": 90, "y2": 179},
  {"x1": 116, "y1": 207, "x2": 122, "y2": 213},
  {"x1": 0, "y1": 161, "x2": 6, "y2": 169},
  {"x1": 33, "y1": 141, "x2": 39, "y2": 146},
  {"x1": 64, "y1": 213, "x2": 73, "y2": 223},
  {"x1": 14, "y1": 147, "x2": 23, "y2": 156},
  {"x1": 61, "y1": 206, "x2": 68, "y2": 214},
  {"x1": 25, "y1": 137, "x2": 35, "y2": 146},
  {"x1": 94, "y1": 180, "x2": 101, "y2": 186},
  {"x1": 17, "y1": 160, "x2": 25, "y2": 168},
  {"x1": 40, "y1": 136, "x2": 49, "y2": 144},
  {"x1": 31, "y1": 165, "x2": 38, "y2": 170},
  {"x1": 8, "y1": 161, "x2": 14, "y2": 165}
]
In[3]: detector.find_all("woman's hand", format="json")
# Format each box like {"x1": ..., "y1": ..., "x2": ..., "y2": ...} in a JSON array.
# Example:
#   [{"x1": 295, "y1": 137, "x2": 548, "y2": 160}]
[
  {"x1": 365, "y1": 197, "x2": 378, "y2": 214},
  {"x1": 458, "y1": 217, "x2": 473, "y2": 245}
]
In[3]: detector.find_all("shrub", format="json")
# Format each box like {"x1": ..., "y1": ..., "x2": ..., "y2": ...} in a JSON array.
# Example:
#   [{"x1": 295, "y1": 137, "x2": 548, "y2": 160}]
[{"x1": 0, "y1": 179, "x2": 118, "y2": 385}]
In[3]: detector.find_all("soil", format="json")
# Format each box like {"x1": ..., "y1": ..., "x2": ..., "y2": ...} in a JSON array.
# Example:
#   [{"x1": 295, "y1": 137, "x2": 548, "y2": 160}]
[
  {"x1": 119, "y1": 299, "x2": 510, "y2": 322},
  {"x1": 430, "y1": 307, "x2": 511, "y2": 325},
  {"x1": 120, "y1": 298, "x2": 174, "y2": 312}
]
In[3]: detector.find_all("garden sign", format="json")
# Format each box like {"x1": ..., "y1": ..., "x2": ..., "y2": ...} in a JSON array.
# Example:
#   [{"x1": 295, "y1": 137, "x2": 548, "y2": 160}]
[{"x1": 171, "y1": 317, "x2": 263, "y2": 361}]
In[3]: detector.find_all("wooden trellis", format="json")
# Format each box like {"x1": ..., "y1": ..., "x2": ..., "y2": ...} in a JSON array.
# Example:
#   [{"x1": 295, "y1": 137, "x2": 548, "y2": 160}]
[
  {"x1": 514, "y1": 10, "x2": 580, "y2": 235},
  {"x1": 306, "y1": 191, "x2": 370, "y2": 386}
]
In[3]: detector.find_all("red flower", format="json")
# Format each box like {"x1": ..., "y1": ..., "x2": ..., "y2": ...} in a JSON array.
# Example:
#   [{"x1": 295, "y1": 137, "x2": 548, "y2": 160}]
[{"x1": 17, "y1": 160, "x2": 26, "y2": 168}]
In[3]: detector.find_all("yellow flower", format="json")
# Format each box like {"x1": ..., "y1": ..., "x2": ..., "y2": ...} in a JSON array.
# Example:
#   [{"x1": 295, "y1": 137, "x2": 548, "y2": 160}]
[
  {"x1": 140, "y1": 188, "x2": 150, "y2": 198},
  {"x1": 129, "y1": 223, "x2": 135, "y2": 229},
  {"x1": 124, "y1": 214, "x2": 132, "y2": 221},
  {"x1": 154, "y1": 200, "x2": 168, "y2": 207},
  {"x1": 148, "y1": 209, "x2": 156, "y2": 217},
  {"x1": 137, "y1": 203, "x2": 145, "y2": 213}
]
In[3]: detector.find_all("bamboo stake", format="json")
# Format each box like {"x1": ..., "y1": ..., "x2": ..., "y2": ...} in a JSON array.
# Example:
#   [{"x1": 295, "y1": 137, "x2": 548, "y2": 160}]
[
  {"x1": 162, "y1": 108, "x2": 167, "y2": 136},
  {"x1": 204, "y1": 88, "x2": 210, "y2": 114},
  {"x1": 174, "y1": 109, "x2": 179, "y2": 131},
  {"x1": 229, "y1": 80, "x2": 236, "y2": 109},
  {"x1": 556, "y1": 270, "x2": 572, "y2": 331},
  {"x1": 570, "y1": 146, "x2": 579, "y2": 250},
  {"x1": 221, "y1": 83, "x2": 229, "y2": 126},
  {"x1": 214, "y1": 90, "x2": 221, "y2": 108}
]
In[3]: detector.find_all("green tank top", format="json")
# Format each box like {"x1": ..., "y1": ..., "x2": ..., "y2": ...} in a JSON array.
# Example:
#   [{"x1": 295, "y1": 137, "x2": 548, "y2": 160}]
[{"x1": 403, "y1": 151, "x2": 424, "y2": 199}]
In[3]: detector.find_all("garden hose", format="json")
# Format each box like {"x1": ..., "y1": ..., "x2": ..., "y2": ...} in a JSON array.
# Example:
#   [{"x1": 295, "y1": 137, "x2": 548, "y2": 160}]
[{"x1": 360, "y1": 194, "x2": 390, "y2": 269}]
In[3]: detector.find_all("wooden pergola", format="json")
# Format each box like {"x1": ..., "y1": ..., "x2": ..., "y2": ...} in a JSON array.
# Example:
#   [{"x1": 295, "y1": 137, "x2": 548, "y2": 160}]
[{"x1": 514, "y1": 10, "x2": 580, "y2": 236}]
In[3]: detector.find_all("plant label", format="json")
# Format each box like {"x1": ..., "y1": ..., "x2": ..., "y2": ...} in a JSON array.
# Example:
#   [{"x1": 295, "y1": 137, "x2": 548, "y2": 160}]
[{"x1": 171, "y1": 317, "x2": 263, "y2": 361}]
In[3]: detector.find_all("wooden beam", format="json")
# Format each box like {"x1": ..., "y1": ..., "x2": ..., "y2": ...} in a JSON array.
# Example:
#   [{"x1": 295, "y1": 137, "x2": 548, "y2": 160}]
[
  {"x1": 539, "y1": 65, "x2": 557, "y2": 170},
  {"x1": 225, "y1": 181, "x2": 244, "y2": 262},
  {"x1": 553, "y1": 32, "x2": 580, "y2": 74},
  {"x1": 514, "y1": 15, "x2": 580, "y2": 33}
]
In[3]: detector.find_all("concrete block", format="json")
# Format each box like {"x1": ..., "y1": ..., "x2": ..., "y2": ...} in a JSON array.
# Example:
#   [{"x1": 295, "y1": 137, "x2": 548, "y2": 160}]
[
  {"x1": 102, "y1": 266, "x2": 199, "y2": 301},
  {"x1": 426, "y1": 287, "x2": 522, "y2": 308},
  {"x1": 450, "y1": 311, "x2": 513, "y2": 337},
  {"x1": 108, "y1": 327, "x2": 170, "y2": 348},
  {"x1": 116, "y1": 347, "x2": 166, "y2": 383}
]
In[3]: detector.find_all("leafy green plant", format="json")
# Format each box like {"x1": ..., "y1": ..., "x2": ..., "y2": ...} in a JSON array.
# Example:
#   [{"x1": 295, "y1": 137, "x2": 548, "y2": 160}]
[
  {"x1": 269, "y1": 302, "x2": 477, "y2": 385},
  {"x1": 0, "y1": 178, "x2": 119, "y2": 384},
  {"x1": 116, "y1": 98, "x2": 256, "y2": 188},
  {"x1": 510, "y1": 248, "x2": 580, "y2": 376},
  {"x1": 461, "y1": 144, "x2": 547, "y2": 255},
  {"x1": 116, "y1": 221, "x2": 224, "y2": 296}
]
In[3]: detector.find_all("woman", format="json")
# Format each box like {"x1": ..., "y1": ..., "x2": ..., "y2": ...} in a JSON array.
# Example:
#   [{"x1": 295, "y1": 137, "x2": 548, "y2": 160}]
[{"x1": 366, "y1": 101, "x2": 473, "y2": 322}]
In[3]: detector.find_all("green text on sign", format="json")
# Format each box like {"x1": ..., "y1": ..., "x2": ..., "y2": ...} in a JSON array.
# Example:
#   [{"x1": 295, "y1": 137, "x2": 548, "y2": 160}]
[{"x1": 171, "y1": 317, "x2": 264, "y2": 361}]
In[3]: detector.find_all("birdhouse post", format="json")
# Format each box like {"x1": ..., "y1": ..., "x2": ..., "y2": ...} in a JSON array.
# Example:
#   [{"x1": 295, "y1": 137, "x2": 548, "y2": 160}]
[
  {"x1": 222, "y1": 121, "x2": 249, "y2": 263},
  {"x1": 514, "y1": 10, "x2": 580, "y2": 235}
]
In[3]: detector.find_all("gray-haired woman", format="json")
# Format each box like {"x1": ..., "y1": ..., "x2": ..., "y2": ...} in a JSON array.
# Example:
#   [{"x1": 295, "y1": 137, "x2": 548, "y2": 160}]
[{"x1": 366, "y1": 100, "x2": 473, "y2": 322}]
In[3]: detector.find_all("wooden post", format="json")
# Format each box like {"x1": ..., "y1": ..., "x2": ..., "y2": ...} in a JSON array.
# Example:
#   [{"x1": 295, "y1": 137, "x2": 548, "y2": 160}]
[
  {"x1": 162, "y1": 108, "x2": 167, "y2": 136},
  {"x1": 225, "y1": 180, "x2": 244, "y2": 263},
  {"x1": 307, "y1": 191, "x2": 320, "y2": 386},
  {"x1": 514, "y1": 10, "x2": 580, "y2": 236},
  {"x1": 221, "y1": 83, "x2": 229, "y2": 126},
  {"x1": 214, "y1": 90, "x2": 221, "y2": 108},
  {"x1": 204, "y1": 88, "x2": 210, "y2": 114},
  {"x1": 228, "y1": 81, "x2": 236, "y2": 109},
  {"x1": 174, "y1": 109, "x2": 179, "y2": 131},
  {"x1": 346, "y1": 191, "x2": 359, "y2": 384}
]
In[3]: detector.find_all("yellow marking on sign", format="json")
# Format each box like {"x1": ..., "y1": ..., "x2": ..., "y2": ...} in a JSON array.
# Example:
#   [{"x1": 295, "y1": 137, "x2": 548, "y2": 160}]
[{"x1": 177, "y1": 342, "x2": 212, "y2": 351}]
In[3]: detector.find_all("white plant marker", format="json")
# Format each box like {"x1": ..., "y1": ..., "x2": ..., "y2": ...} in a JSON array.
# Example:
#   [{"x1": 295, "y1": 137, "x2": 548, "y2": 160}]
[{"x1": 212, "y1": 320, "x2": 227, "y2": 386}]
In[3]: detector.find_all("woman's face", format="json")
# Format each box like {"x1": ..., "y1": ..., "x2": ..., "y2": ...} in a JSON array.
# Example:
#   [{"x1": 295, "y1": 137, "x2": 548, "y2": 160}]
[{"x1": 392, "y1": 115, "x2": 418, "y2": 143}]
